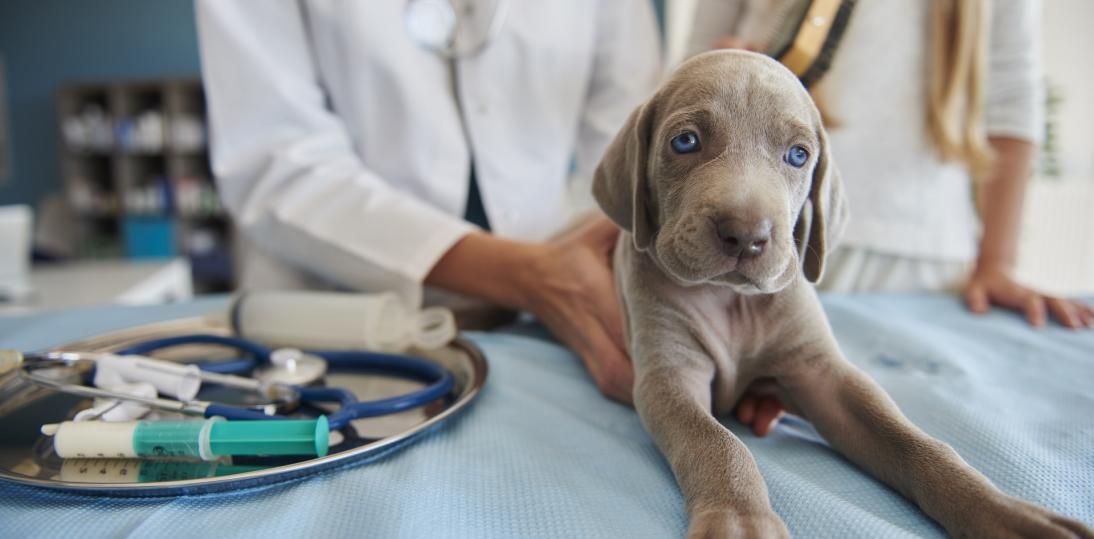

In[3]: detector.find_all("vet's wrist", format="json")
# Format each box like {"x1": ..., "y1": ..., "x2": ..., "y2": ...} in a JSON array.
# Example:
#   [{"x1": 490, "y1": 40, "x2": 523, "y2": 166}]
[
  {"x1": 472, "y1": 237, "x2": 544, "y2": 312},
  {"x1": 426, "y1": 232, "x2": 539, "y2": 310},
  {"x1": 506, "y1": 242, "x2": 550, "y2": 312}
]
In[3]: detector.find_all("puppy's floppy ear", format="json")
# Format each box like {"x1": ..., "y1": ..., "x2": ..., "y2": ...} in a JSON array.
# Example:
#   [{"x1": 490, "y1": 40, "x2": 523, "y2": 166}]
[
  {"x1": 794, "y1": 125, "x2": 848, "y2": 283},
  {"x1": 593, "y1": 101, "x2": 656, "y2": 251}
]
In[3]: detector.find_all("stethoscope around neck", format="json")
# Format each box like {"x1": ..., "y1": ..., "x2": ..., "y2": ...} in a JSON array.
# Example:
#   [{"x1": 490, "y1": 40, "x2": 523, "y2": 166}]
[{"x1": 404, "y1": 0, "x2": 509, "y2": 59}]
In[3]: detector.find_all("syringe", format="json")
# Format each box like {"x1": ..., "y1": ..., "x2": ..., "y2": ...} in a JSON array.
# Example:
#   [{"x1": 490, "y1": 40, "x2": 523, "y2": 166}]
[
  {"x1": 42, "y1": 417, "x2": 329, "y2": 461},
  {"x1": 59, "y1": 458, "x2": 267, "y2": 483}
]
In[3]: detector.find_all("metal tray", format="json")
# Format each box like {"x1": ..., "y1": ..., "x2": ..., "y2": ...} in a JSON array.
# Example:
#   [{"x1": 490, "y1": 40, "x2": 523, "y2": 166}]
[{"x1": 0, "y1": 316, "x2": 487, "y2": 496}]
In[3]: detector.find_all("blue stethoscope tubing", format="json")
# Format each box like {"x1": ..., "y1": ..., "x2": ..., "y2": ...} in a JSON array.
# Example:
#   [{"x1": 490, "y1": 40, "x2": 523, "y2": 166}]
[{"x1": 113, "y1": 334, "x2": 456, "y2": 430}]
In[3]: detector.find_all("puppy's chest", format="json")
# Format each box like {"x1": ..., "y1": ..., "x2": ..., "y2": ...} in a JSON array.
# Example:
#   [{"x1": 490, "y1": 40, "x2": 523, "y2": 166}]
[
  {"x1": 616, "y1": 238, "x2": 792, "y2": 366},
  {"x1": 693, "y1": 294, "x2": 787, "y2": 367}
]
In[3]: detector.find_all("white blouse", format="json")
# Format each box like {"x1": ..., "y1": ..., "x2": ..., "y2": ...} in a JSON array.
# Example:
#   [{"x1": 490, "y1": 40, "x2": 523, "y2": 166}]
[{"x1": 689, "y1": 0, "x2": 1044, "y2": 261}]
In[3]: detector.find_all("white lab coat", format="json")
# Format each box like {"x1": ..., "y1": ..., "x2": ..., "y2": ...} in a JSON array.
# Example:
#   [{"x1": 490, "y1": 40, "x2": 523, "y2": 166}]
[{"x1": 196, "y1": 0, "x2": 661, "y2": 304}]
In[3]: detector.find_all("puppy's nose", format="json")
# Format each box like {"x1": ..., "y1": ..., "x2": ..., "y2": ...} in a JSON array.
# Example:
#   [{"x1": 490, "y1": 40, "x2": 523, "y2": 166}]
[{"x1": 716, "y1": 218, "x2": 772, "y2": 259}]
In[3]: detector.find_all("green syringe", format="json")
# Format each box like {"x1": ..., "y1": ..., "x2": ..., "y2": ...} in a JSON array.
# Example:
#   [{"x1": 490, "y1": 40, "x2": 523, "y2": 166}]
[
  {"x1": 59, "y1": 458, "x2": 268, "y2": 483},
  {"x1": 42, "y1": 417, "x2": 329, "y2": 461}
]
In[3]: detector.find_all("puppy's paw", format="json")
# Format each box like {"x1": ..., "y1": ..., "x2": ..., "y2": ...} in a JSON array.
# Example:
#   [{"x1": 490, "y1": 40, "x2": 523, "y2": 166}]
[
  {"x1": 952, "y1": 496, "x2": 1094, "y2": 539},
  {"x1": 686, "y1": 510, "x2": 790, "y2": 539}
]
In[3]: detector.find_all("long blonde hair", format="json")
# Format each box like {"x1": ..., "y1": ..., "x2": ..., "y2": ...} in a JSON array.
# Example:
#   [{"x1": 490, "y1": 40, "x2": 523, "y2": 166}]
[
  {"x1": 926, "y1": 0, "x2": 994, "y2": 176},
  {"x1": 810, "y1": 0, "x2": 994, "y2": 175}
]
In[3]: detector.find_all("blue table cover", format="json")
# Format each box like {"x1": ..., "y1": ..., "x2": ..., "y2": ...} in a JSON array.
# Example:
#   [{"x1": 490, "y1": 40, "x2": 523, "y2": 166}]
[{"x1": 1, "y1": 294, "x2": 1091, "y2": 538}]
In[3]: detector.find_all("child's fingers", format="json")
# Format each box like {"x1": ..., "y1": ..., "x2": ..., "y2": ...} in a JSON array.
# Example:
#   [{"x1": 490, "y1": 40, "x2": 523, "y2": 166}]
[
  {"x1": 1046, "y1": 297, "x2": 1082, "y2": 329},
  {"x1": 964, "y1": 284, "x2": 990, "y2": 314},
  {"x1": 1024, "y1": 295, "x2": 1047, "y2": 328},
  {"x1": 1074, "y1": 302, "x2": 1094, "y2": 327}
]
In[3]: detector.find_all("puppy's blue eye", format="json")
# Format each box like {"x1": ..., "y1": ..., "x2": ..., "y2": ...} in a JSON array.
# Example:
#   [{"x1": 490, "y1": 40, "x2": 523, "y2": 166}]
[
  {"x1": 670, "y1": 131, "x2": 701, "y2": 154},
  {"x1": 785, "y1": 145, "x2": 810, "y2": 168}
]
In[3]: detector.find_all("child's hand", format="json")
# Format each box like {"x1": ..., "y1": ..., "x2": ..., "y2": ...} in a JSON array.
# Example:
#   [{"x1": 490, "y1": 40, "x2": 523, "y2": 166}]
[{"x1": 964, "y1": 264, "x2": 1094, "y2": 329}]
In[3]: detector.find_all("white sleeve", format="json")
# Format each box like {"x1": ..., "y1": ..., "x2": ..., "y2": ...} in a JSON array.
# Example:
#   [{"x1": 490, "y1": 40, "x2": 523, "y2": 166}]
[
  {"x1": 196, "y1": 0, "x2": 474, "y2": 299},
  {"x1": 569, "y1": 0, "x2": 662, "y2": 217},
  {"x1": 686, "y1": 0, "x2": 745, "y2": 59},
  {"x1": 984, "y1": 0, "x2": 1044, "y2": 143}
]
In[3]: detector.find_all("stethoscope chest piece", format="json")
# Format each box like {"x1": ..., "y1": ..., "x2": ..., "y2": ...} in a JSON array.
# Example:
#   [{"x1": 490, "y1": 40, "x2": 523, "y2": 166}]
[
  {"x1": 404, "y1": 0, "x2": 509, "y2": 59},
  {"x1": 404, "y1": 0, "x2": 458, "y2": 52},
  {"x1": 253, "y1": 348, "x2": 328, "y2": 387}
]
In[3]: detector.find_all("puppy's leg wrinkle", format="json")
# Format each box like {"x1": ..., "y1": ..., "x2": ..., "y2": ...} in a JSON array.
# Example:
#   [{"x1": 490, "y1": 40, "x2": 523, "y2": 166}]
[
  {"x1": 636, "y1": 366, "x2": 790, "y2": 539},
  {"x1": 781, "y1": 348, "x2": 1094, "y2": 539}
]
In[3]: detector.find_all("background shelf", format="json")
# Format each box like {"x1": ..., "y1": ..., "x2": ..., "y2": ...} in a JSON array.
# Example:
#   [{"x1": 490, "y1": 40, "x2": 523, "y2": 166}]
[{"x1": 57, "y1": 78, "x2": 233, "y2": 292}]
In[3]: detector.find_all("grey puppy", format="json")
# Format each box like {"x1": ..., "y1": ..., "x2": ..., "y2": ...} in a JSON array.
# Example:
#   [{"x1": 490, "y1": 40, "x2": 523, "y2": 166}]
[{"x1": 593, "y1": 50, "x2": 1093, "y2": 538}]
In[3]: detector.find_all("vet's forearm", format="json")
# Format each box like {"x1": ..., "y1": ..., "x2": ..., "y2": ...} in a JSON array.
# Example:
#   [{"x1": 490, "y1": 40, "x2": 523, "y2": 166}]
[
  {"x1": 975, "y1": 137, "x2": 1035, "y2": 271},
  {"x1": 425, "y1": 232, "x2": 538, "y2": 309}
]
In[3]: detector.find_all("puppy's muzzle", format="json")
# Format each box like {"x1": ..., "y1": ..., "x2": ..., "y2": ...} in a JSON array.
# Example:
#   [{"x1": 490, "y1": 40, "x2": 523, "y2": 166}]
[{"x1": 714, "y1": 217, "x2": 772, "y2": 259}]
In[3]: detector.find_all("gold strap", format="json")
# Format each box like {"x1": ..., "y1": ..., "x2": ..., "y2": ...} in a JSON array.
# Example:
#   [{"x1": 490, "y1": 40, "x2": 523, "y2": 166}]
[{"x1": 779, "y1": 0, "x2": 844, "y2": 77}]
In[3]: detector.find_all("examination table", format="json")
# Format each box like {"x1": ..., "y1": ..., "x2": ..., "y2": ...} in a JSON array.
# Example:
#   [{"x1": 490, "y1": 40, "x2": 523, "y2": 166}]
[{"x1": 0, "y1": 294, "x2": 1091, "y2": 538}]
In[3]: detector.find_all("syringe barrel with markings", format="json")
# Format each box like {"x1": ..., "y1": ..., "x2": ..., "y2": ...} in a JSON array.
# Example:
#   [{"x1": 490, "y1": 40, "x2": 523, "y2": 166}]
[{"x1": 43, "y1": 417, "x2": 329, "y2": 460}]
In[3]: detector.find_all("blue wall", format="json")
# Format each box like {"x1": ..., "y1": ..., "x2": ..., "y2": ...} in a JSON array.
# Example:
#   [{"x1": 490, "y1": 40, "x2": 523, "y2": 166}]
[{"x1": 0, "y1": 0, "x2": 201, "y2": 208}]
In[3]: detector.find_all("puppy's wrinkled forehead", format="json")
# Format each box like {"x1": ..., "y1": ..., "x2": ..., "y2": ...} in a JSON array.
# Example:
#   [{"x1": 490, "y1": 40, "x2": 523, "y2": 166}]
[{"x1": 657, "y1": 51, "x2": 816, "y2": 128}]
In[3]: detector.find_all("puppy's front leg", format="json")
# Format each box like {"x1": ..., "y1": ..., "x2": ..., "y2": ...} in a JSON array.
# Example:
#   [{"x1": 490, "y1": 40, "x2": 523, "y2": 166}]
[
  {"x1": 636, "y1": 355, "x2": 789, "y2": 538},
  {"x1": 781, "y1": 337, "x2": 1094, "y2": 538}
]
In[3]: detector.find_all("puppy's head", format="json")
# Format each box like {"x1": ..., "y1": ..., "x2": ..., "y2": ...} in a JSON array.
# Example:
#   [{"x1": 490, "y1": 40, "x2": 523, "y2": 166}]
[{"x1": 594, "y1": 50, "x2": 847, "y2": 294}]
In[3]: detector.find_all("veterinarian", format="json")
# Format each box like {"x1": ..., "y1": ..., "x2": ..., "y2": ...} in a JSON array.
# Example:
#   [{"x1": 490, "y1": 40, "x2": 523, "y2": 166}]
[
  {"x1": 195, "y1": 1, "x2": 661, "y2": 403},
  {"x1": 690, "y1": 0, "x2": 1094, "y2": 329}
]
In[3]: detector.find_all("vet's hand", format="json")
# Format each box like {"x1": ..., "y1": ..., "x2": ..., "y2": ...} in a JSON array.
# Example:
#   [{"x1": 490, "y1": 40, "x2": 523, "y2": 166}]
[
  {"x1": 519, "y1": 217, "x2": 634, "y2": 404},
  {"x1": 964, "y1": 264, "x2": 1094, "y2": 329},
  {"x1": 735, "y1": 393, "x2": 785, "y2": 437}
]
